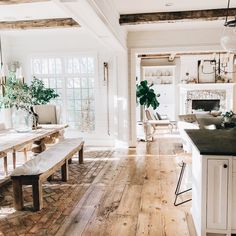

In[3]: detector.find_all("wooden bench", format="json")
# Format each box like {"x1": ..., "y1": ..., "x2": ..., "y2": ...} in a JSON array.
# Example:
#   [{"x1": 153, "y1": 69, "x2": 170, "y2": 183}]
[{"x1": 10, "y1": 138, "x2": 84, "y2": 211}]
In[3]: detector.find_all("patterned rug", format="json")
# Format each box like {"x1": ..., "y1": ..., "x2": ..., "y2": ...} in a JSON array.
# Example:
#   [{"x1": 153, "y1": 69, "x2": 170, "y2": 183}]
[{"x1": 0, "y1": 149, "x2": 114, "y2": 236}]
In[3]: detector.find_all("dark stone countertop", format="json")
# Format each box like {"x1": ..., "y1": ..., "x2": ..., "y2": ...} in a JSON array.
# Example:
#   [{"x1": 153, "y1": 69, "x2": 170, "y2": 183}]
[{"x1": 185, "y1": 129, "x2": 236, "y2": 156}]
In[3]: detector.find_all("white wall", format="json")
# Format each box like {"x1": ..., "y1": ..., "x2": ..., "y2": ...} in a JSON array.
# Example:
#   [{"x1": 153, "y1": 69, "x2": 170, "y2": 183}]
[{"x1": 0, "y1": 28, "x2": 129, "y2": 146}]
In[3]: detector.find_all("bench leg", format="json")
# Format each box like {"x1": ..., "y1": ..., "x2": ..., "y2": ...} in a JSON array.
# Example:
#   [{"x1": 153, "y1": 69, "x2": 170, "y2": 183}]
[
  {"x1": 79, "y1": 146, "x2": 84, "y2": 164},
  {"x1": 12, "y1": 179, "x2": 24, "y2": 210},
  {"x1": 61, "y1": 160, "x2": 68, "y2": 182},
  {"x1": 32, "y1": 180, "x2": 43, "y2": 211}
]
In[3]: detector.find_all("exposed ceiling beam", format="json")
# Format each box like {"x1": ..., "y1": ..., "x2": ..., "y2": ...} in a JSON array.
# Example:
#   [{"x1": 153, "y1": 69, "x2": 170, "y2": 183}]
[
  {"x1": 0, "y1": 0, "x2": 50, "y2": 4},
  {"x1": 0, "y1": 18, "x2": 80, "y2": 30},
  {"x1": 138, "y1": 51, "x2": 232, "y2": 59},
  {"x1": 120, "y1": 8, "x2": 236, "y2": 25}
]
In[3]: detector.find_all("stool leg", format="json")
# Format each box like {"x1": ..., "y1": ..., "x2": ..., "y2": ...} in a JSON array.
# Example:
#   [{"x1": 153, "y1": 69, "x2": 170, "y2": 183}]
[
  {"x1": 3, "y1": 155, "x2": 8, "y2": 176},
  {"x1": 174, "y1": 162, "x2": 192, "y2": 206},
  {"x1": 12, "y1": 150, "x2": 16, "y2": 169}
]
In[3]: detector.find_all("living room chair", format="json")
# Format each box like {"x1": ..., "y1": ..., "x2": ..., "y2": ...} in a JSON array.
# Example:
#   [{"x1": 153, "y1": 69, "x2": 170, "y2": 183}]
[{"x1": 145, "y1": 110, "x2": 173, "y2": 141}]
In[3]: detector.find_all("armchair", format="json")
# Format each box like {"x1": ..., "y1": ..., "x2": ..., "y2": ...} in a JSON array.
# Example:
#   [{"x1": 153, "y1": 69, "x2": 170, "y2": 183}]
[{"x1": 145, "y1": 110, "x2": 173, "y2": 141}]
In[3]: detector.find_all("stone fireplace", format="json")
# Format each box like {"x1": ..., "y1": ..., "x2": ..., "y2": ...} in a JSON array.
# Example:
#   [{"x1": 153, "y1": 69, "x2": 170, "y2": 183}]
[
  {"x1": 186, "y1": 90, "x2": 225, "y2": 113},
  {"x1": 179, "y1": 83, "x2": 235, "y2": 115},
  {"x1": 192, "y1": 99, "x2": 220, "y2": 112}
]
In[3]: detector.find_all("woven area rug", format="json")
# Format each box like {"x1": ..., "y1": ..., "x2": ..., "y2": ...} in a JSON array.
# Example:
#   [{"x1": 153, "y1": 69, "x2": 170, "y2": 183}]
[{"x1": 0, "y1": 149, "x2": 114, "y2": 236}]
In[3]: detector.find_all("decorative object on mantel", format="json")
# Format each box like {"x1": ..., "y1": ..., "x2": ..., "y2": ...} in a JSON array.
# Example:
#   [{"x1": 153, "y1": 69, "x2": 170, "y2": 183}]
[
  {"x1": 220, "y1": 0, "x2": 236, "y2": 52},
  {"x1": 198, "y1": 52, "x2": 235, "y2": 83},
  {"x1": 0, "y1": 76, "x2": 59, "y2": 131},
  {"x1": 222, "y1": 110, "x2": 235, "y2": 123}
]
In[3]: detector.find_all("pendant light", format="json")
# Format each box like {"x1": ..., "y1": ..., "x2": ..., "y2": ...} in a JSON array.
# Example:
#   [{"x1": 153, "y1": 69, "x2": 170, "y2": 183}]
[{"x1": 221, "y1": 0, "x2": 236, "y2": 52}]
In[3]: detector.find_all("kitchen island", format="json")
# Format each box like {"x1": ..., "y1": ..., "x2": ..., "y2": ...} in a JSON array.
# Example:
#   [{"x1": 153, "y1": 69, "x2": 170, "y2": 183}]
[{"x1": 186, "y1": 129, "x2": 236, "y2": 236}]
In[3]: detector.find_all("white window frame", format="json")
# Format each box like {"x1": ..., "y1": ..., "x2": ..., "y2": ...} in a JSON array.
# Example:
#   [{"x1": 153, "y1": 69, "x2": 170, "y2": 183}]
[{"x1": 30, "y1": 53, "x2": 98, "y2": 133}]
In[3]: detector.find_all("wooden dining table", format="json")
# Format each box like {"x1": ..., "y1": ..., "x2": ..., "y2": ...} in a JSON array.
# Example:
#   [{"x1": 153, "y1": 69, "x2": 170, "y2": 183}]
[
  {"x1": 0, "y1": 124, "x2": 68, "y2": 153},
  {"x1": 0, "y1": 124, "x2": 68, "y2": 185}
]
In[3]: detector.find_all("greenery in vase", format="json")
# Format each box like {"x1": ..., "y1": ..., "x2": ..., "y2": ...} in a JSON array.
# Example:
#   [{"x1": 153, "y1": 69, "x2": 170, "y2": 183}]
[
  {"x1": 136, "y1": 80, "x2": 160, "y2": 110},
  {"x1": 0, "y1": 75, "x2": 59, "y2": 113},
  {"x1": 222, "y1": 110, "x2": 235, "y2": 118}
]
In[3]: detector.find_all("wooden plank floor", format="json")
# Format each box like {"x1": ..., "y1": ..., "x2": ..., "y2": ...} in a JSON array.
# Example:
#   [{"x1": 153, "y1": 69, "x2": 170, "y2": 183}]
[{"x1": 57, "y1": 133, "x2": 195, "y2": 236}]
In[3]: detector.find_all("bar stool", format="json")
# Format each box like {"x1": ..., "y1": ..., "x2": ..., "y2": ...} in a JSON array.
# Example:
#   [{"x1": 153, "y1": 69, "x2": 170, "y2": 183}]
[{"x1": 174, "y1": 160, "x2": 192, "y2": 206}]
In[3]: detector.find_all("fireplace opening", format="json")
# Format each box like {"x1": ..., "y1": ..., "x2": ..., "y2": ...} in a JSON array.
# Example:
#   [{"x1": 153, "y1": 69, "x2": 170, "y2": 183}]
[{"x1": 192, "y1": 99, "x2": 220, "y2": 112}]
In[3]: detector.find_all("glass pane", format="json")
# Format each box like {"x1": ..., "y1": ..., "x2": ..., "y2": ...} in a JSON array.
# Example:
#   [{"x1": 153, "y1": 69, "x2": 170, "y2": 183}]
[
  {"x1": 74, "y1": 89, "x2": 81, "y2": 99},
  {"x1": 56, "y1": 78, "x2": 63, "y2": 88},
  {"x1": 48, "y1": 58, "x2": 55, "y2": 74},
  {"x1": 74, "y1": 78, "x2": 80, "y2": 88},
  {"x1": 88, "y1": 77, "x2": 94, "y2": 88},
  {"x1": 80, "y1": 58, "x2": 87, "y2": 73},
  {"x1": 55, "y1": 58, "x2": 62, "y2": 74},
  {"x1": 67, "y1": 110, "x2": 74, "y2": 122},
  {"x1": 82, "y1": 89, "x2": 89, "y2": 99},
  {"x1": 42, "y1": 78, "x2": 49, "y2": 87},
  {"x1": 73, "y1": 58, "x2": 80, "y2": 73},
  {"x1": 89, "y1": 100, "x2": 95, "y2": 110},
  {"x1": 81, "y1": 77, "x2": 88, "y2": 88},
  {"x1": 67, "y1": 89, "x2": 74, "y2": 99},
  {"x1": 82, "y1": 100, "x2": 89, "y2": 110},
  {"x1": 49, "y1": 78, "x2": 56, "y2": 88},
  {"x1": 75, "y1": 100, "x2": 82, "y2": 110},
  {"x1": 67, "y1": 78, "x2": 74, "y2": 88},
  {"x1": 33, "y1": 59, "x2": 41, "y2": 74},
  {"x1": 42, "y1": 59, "x2": 48, "y2": 74},
  {"x1": 67, "y1": 59, "x2": 73, "y2": 74},
  {"x1": 56, "y1": 89, "x2": 63, "y2": 98},
  {"x1": 87, "y1": 57, "x2": 94, "y2": 73},
  {"x1": 68, "y1": 100, "x2": 75, "y2": 109},
  {"x1": 88, "y1": 89, "x2": 94, "y2": 99}
]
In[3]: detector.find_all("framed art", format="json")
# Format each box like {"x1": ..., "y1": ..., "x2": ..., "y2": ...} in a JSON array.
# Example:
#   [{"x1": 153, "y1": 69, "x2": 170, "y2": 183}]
[{"x1": 198, "y1": 60, "x2": 216, "y2": 83}]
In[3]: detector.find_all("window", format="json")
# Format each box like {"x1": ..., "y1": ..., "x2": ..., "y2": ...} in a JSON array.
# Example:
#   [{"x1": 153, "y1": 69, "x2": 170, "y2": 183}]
[{"x1": 31, "y1": 55, "x2": 96, "y2": 132}]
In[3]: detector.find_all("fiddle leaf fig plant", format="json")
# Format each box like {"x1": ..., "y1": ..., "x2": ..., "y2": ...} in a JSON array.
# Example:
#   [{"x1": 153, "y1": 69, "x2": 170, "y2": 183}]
[{"x1": 136, "y1": 80, "x2": 160, "y2": 110}]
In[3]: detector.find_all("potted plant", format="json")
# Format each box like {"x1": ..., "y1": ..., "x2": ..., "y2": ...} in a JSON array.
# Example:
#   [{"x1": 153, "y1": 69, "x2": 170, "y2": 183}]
[
  {"x1": 136, "y1": 80, "x2": 160, "y2": 110},
  {"x1": 222, "y1": 110, "x2": 235, "y2": 123},
  {"x1": 0, "y1": 75, "x2": 59, "y2": 130}
]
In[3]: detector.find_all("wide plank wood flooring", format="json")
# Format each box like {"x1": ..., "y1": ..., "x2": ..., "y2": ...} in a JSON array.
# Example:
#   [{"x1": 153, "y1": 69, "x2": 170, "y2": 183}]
[
  {"x1": 0, "y1": 132, "x2": 195, "y2": 235},
  {"x1": 57, "y1": 133, "x2": 194, "y2": 236}
]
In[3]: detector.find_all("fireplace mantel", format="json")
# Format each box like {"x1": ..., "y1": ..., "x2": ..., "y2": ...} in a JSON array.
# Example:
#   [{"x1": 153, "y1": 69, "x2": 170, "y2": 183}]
[
  {"x1": 178, "y1": 83, "x2": 236, "y2": 90},
  {"x1": 178, "y1": 83, "x2": 236, "y2": 114}
]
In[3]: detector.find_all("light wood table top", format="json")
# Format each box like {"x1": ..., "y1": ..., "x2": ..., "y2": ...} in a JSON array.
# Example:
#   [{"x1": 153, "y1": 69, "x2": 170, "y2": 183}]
[{"x1": 0, "y1": 124, "x2": 67, "y2": 154}]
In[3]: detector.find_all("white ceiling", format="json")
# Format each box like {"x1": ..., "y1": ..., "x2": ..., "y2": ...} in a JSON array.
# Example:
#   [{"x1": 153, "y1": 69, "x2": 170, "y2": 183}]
[
  {"x1": 112, "y1": 0, "x2": 236, "y2": 14},
  {"x1": 126, "y1": 19, "x2": 225, "y2": 31},
  {"x1": 0, "y1": 2, "x2": 68, "y2": 21}
]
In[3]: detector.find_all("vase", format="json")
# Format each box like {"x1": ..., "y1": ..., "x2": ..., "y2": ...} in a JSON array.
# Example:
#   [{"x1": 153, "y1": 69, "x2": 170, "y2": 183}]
[
  {"x1": 224, "y1": 117, "x2": 231, "y2": 123},
  {"x1": 12, "y1": 108, "x2": 31, "y2": 132}
]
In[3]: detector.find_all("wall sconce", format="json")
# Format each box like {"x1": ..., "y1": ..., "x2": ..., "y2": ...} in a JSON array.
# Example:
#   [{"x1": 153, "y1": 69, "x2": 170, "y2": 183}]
[
  {"x1": 103, "y1": 62, "x2": 108, "y2": 84},
  {"x1": 103, "y1": 62, "x2": 110, "y2": 135}
]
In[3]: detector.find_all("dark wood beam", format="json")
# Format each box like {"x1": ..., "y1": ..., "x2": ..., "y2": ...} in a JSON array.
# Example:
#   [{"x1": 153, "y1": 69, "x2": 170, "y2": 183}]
[
  {"x1": 0, "y1": 0, "x2": 50, "y2": 4},
  {"x1": 0, "y1": 18, "x2": 80, "y2": 30},
  {"x1": 120, "y1": 8, "x2": 236, "y2": 25}
]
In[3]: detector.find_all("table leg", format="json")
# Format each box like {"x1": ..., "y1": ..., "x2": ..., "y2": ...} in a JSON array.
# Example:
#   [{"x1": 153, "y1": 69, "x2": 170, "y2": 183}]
[{"x1": 31, "y1": 138, "x2": 46, "y2": 154}]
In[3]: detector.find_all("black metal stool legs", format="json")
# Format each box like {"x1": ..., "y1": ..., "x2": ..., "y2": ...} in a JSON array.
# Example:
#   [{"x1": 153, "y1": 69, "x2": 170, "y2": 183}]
[{"x1": 174, "y1": 161, "x2": 192, "y2": 206}]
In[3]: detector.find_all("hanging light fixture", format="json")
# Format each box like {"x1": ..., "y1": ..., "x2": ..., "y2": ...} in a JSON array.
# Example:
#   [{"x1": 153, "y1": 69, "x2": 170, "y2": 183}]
[{"x1": 221, "y1": 0, "x2": 236, "y2": 52}]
